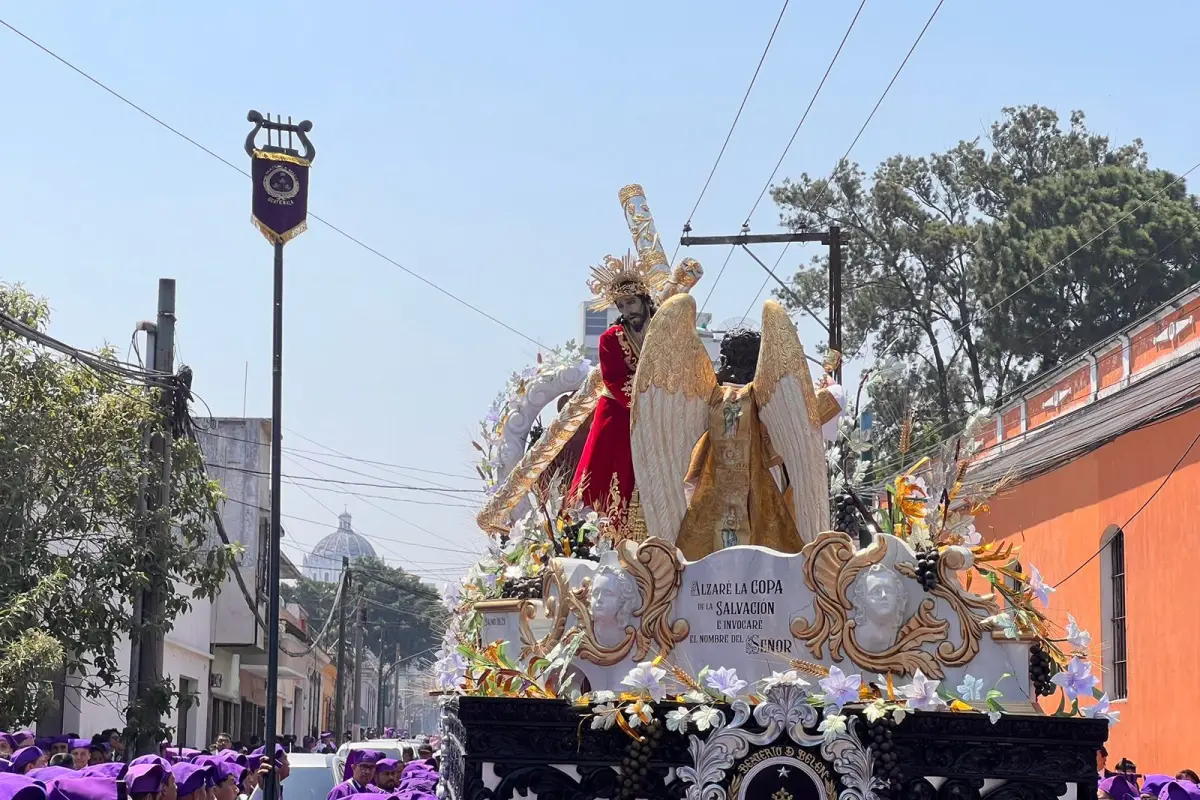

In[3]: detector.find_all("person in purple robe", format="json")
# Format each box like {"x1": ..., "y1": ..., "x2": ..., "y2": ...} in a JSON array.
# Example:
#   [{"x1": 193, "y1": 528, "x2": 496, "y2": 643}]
[
  {"x1": 76, "y1": 765, "x2": 122, "y2": 780},
  {"x1": 0, "y1": 760, "x2": 13, "y2": 775},
  {"x1": 1160, "y1": 783, "x2": 1200, "y2": 800},
  {"x1": 1102, "y1": 776, "x2": 1139, "y2": 800},
  {"x1": 0, "y1": 735, "x2": 16, "y2": 760},
  {"x1": 171, "y1": 763, "x2": 209, "y2": 800},
  {"x1": 212, "y1": 762, "x2": 243, "y2": 800},
  {"x1": 67, "y1": 742, "x2": 92, "y2": 771},
  {"x1": 86, "y1": 742, "x2": 107, "y2": 767},
  {"x1": 11, "y1": 738, "x2": 33, "y2": 753},
  {"x1": 0, "y1": 774, "x2": 47, "y2": 800},
  {"x1": 126, "y1": 762, "x2": 176, "y2": 800},
  {"x1": 44, "y1": 775, "x2": 121, "y2": 800},
  {"x1": 327, "y1": 751, "x2": 381, "y2": 800},
  {"x1": 370, "y1": 761, "x2": 398, "y2": 794},
  {"x1": 11, "y1": 749, "x2": 46, "y2": 776},
  {"x1": 27, "y1": 768, "x2": 76, "y2": 783},
  {"x1": 1145, "y1": 777, "x2": 1176, "y2": 798},
  {"x1": 395, "y1": 762, "x2": 436, "y2": 797}
]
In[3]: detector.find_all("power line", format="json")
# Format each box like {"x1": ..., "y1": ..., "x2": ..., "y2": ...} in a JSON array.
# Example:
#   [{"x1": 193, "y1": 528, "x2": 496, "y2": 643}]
[
  {"x1": 285, "y1": 428, "x2": 478, "y2": 481},
  {"x1": 680, "y1": 0, "x2": 792, "y2": 232},
  {"x1": 743, "y1": 0, "x2": 869, "y2": 225},
  {"x1": 277, "y1": 449, "x2": 478, "y2": 549},
  {"x1": 734, "y1": 0, "x2": 941, "y2": 319},
  {"x1": 858, "y1": 216, "x2": 1200, "y2": 483},
  {"x1": 0, "y1": 18, "x2": 546, "y2": 351},
  {"x1": 698, "y1": 0, "x2": 871, "y2": 312},
  {"x1": 1054, "y1": 421, "x2": 1200, "y2": 589},
  {"x1": 0, "y1": 310, "x2": 172, "y2": 386},
  {"x1": 196, "y1": 427, "x2": 478, "y2": 484},
  {"x1": 204, "y1": 461, "x2": 481, "y2": 494},
  {"x1": 218, "y1": 494, "x2": 482, "y2": 557}
]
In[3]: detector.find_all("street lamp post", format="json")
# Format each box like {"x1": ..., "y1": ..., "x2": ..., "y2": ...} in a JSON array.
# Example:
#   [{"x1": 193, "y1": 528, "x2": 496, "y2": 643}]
[{"x1": 244, "y1": 110, "x2": 315, "y2": 800}]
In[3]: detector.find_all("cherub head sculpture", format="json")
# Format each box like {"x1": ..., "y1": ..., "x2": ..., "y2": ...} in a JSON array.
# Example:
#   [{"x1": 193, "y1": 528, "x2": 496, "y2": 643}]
[
  {"x1": 849, "y1": 563, "x2": 910, "y2": 652},
  {"x1": 588, "y1": 557, "x2": 641, "y2": 647}
]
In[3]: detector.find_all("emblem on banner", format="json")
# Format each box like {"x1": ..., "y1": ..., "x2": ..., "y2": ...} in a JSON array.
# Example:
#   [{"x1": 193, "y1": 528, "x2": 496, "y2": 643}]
[
  {"x1": 244, "y1": 111, "x2": 316, "y2": 245},
  {"x1": 263, "y1": 165, "x2": 300, "y2": 204}
]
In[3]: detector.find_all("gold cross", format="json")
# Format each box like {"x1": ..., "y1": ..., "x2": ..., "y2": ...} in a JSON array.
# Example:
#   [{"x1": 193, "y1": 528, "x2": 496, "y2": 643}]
[{"x1": 773, "y1": 789, "x2": 795, "y2": 800}]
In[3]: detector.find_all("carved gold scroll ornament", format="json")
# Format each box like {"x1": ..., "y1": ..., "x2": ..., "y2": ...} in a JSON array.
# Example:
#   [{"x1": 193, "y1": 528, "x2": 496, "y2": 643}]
[{"x1": 519, "y1": 536, "x2": 689, "y2": 667}]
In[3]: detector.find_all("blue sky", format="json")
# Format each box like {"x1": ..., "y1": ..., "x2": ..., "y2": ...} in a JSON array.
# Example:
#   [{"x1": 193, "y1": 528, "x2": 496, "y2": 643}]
[{"x1": 3, "y1": 1, "x2": 1198, "y2": 583}]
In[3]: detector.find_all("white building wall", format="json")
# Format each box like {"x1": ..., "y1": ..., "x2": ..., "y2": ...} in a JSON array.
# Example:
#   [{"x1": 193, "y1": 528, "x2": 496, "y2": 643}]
[
  {"x1": 198, "y1": 418, "x2": 270, "y2": 649},
  {"x1": 69, "y1": 627, "x2": 212, "y2": 747}
]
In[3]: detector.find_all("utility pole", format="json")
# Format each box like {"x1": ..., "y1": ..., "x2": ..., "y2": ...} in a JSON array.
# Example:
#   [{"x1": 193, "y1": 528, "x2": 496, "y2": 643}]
[
  {"x1": 130, "y1": 279, "x2": 176, "y2": 756},
  {"x1": 827, "y1": 226, "x2": 844, "y2": 384},
  {"x1": 678, "y1": 230, "x2": 838, "y2": 356},
  {"x1": 352, "y1": 597, "x2": 365, "y2": 740},
  {"x1": 333, "y1": 557, "x2": 350, "y2": 745}
]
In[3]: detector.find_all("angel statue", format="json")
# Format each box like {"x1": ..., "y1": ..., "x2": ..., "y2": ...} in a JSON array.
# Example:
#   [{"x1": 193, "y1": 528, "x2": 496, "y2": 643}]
[{"x1": 631, "y1": 294, "x2": 842, "y2": 560}]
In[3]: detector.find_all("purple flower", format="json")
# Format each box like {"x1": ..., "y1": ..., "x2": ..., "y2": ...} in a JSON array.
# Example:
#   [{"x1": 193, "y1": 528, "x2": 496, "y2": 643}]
[
  {"x1": 818, "y1": 666, "x2": 862, "y2": 710},
  {"x1": 703, "y1": 667, "x2": 748, "y2": 699},
  {"x1": 1051, "y1": 656, "x2": 1098, "y2": 701}
]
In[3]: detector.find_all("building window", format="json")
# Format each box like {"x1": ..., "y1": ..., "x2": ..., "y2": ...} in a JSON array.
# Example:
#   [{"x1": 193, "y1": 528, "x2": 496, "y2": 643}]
[
  {"x1": 1099, "y1": 524, "x2": 1128, "y2": 701},
  {"x1": 585, "y1": 310, "x2": 610, "y2": 335},
  {"x1": 1110, "y1": 529, "x2": 1128, "y2": 700}
]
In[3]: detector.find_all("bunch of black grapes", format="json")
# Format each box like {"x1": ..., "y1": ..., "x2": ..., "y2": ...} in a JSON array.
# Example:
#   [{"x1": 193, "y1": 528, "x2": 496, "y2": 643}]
[
  {"x1": 833, "y1": 491, "x2": 861, "y2": 539},
  {"x1": 1028, "y1": 643, "x2": 1059, "y2": 697},
  {"x1": 914, "y1": 548, "x2": 941, "y2": 592},
  {"x1": 499, "y1": 575, "x2": 542, "y2": 600},
  {"x1": 867, "y1": 713, "x2": 902, "y2": 793},
  {"x1": 617, "y1": 719, "x2": 662, "y2": 800}
]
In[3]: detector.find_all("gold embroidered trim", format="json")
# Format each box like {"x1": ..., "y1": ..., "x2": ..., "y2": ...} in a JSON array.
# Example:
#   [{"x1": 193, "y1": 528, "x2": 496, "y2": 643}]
[
  {"x1": 616, "y1": 327, "x2": 639, "y2": 372},
  {"x1": 252, "y1": 148, "x2": 311, "y2": 167},
  {"x1": 251, "y1": 215, "x2": 308, "y2": 246}
]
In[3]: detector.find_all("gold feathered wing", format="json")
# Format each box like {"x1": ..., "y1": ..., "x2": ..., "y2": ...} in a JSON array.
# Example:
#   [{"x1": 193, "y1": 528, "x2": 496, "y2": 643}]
[
  {"x1": 630, "y1": 294, "x2": 718, "y2": 543},
  {"x1": 755, "y1": 300, "x2": 830, "y2": 544}
]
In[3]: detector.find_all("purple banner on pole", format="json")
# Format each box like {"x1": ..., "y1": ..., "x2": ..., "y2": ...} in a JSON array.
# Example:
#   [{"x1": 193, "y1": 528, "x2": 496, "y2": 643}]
[{"x1": 251, "y1": 150, "x2": 311, "y2": 244}]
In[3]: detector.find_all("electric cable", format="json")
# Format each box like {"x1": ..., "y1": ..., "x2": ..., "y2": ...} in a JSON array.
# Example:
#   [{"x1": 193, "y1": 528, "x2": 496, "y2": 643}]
[
  {"x1": 697, "y1": 0, "x2": 871, "y2": 313},
  {"x1": 675, "y1": 0, "x2": 792, "y2": 258},
  {"x1": 0, "y1": 18, "x2": 546, "y2": 350},
  {"x1": 733, "y1": 0, "x2": 941, "y2": 320}
]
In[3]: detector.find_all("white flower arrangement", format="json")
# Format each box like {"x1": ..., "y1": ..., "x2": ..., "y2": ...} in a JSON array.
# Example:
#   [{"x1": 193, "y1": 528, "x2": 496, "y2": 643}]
[
  {"x1": 570, "y1": 644, "x2": 1119, "y2": 743},
  {"x1": 473, "y1": 341, "x2": 590, "y2": 495}
]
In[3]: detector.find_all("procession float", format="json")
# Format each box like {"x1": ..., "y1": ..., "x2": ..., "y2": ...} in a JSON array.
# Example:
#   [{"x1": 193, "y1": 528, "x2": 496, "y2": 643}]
[{"x1": 434, "y1": 185, "x2": 1111, "y2": 800}]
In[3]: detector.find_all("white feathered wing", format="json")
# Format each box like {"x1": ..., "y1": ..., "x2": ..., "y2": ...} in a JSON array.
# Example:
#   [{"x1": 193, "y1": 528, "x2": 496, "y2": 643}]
[
  {"x1": 755, "y1": 300, "x2": 830, "y2": 544},
  {"x1": 629, "y1": 294, "x2": 717, "y2": 544}
]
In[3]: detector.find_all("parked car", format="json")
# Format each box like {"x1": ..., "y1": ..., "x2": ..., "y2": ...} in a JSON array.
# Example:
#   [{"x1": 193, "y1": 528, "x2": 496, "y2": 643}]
[{"x1": 281, "y1": 753, "x2": 335, "y2": 800}]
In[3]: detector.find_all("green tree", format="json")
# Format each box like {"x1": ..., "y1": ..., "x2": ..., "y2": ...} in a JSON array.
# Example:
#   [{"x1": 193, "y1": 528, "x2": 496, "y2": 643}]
[
  {"x1": 283, "y1": 557, "x2": 445, "y2": 671},
  {"x1": 771, "y1": 106, "x2": 1200, "y2": 477},
  {"x1": 0, "y1": 284, "x2": 237, "y2": 734}
]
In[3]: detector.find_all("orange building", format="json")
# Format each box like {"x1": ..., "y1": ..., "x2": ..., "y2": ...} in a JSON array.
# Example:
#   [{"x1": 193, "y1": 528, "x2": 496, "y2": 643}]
[{"x1": 967, "y1": 285, "x2": 1200, "y2": 772}]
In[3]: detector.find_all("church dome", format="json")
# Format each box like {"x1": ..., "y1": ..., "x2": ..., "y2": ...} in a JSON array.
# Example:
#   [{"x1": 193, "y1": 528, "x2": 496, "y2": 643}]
[{"x1": 302, "y1": 510, "x2": 376, "y2": 582}]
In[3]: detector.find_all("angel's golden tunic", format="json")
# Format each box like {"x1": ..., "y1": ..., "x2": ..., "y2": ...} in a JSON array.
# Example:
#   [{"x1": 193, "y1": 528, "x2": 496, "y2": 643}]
[
  {"x1": 629, "y1": 294, "x2": 835, "y2": 555},
  {"x1": 675, "y1": 383, "x2": 802, "y2": 561}
]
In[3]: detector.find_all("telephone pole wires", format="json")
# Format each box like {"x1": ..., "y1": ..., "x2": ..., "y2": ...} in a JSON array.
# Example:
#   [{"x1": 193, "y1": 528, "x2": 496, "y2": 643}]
[
  {"x1": 352, "y1": 597, "x2": 365, "y2": 739},
  {"x1": 129, "y1": 278, "x2": 176, "y2": 756},
  {"x1": 333, "y1": 556, "x2": 350, "y2": 744}
]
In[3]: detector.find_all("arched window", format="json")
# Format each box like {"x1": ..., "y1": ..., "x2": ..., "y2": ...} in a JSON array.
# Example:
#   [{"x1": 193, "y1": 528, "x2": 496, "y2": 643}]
[{"x1": 1099, "y1": 525, "x2": 1128, "y2": 700}]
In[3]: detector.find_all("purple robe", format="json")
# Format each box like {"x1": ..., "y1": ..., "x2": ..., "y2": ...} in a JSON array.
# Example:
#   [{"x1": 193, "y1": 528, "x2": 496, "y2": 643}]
[{"x1": 326, "y1": 781, "x2": 381, "y2": 800}]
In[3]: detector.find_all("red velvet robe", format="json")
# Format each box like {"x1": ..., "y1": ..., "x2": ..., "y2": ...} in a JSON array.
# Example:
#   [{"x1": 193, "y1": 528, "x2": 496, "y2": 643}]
[{"x1": 570, "y1": 324, "x2": 637, "y2": 517}]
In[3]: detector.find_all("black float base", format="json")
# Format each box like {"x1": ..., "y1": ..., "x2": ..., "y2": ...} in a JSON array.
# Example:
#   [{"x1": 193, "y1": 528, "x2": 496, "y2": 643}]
[{"x1": 440, "y1": 695, "x2": 1108, "y2": 800}]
